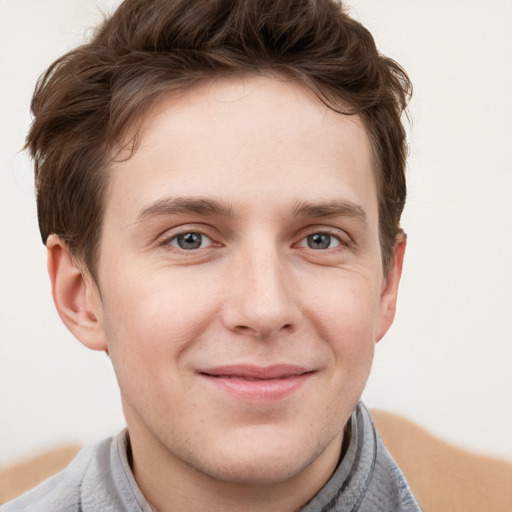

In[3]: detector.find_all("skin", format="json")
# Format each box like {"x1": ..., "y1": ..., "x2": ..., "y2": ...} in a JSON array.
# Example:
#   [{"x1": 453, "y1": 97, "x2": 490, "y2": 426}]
[{"x1": 48, "y1": 75, "x2": 405, "y2": 512}]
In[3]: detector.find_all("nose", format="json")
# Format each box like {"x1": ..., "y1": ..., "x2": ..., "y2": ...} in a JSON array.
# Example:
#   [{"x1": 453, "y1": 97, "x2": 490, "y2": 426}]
[{"x1": 221, "y1": 243, "x2": 302, "y2": 339}]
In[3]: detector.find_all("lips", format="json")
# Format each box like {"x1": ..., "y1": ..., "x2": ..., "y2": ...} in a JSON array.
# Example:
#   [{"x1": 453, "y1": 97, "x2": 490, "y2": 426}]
[{"x1": 198, "y1": 364, "x2": 313, "y2": 401}]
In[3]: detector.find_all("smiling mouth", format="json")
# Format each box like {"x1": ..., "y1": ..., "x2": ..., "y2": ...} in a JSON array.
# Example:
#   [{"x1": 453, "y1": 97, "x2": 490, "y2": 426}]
[{"x1": 198, "y1": 365, "x2": 314, "y2": 400}]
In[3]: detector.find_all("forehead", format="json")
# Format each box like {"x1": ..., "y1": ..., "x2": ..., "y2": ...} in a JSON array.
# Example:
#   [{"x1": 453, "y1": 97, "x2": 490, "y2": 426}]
[{"x1": 105, "y1": 75, "x2": 378, "y2": 226}]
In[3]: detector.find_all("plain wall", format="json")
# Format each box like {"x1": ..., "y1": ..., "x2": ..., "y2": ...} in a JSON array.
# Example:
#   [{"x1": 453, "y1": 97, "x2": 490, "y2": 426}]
[{"x1": 1, "y1": 0, "x2": 511, "y2": 465}]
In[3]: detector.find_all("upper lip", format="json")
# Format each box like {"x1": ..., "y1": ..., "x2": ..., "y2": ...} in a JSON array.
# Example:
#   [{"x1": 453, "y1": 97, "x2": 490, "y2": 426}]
[{"x1": 198, "y1": 364, "x2": 312, "y2": 380}]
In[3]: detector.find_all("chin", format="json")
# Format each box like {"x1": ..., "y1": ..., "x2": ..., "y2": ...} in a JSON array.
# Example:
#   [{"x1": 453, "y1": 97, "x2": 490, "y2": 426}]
[
  {"x1": 198, "y1": 450, "x2": 313, "y2": 486},
  {"x1": 182, "y1": 425, "x2": 336, "y2": 486}
]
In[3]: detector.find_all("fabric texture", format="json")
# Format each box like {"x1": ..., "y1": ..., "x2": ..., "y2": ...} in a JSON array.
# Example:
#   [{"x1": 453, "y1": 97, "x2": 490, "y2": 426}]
[{"x1": 0, "y1": 403, "x2": 421, "y2": 512}]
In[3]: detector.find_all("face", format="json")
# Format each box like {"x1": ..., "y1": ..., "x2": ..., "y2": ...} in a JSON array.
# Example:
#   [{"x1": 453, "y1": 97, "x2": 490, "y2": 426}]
[{"x1": 77, "y1": 76, "x2": 403, "y2": 486}]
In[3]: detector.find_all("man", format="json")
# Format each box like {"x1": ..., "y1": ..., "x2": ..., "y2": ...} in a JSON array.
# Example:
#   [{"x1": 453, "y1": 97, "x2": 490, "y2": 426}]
[{"x1": 1, "y1": 0, "x2": 421, "y2": 510}]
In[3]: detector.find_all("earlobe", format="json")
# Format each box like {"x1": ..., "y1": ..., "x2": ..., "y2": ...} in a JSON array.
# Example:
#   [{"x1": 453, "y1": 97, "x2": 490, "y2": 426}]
[
  {"x1": 47, "y1": 235, "x2": 107, "y2": 351},
  {"x1": 375, "y1": 232, "x2": 407, "y2": 343}
]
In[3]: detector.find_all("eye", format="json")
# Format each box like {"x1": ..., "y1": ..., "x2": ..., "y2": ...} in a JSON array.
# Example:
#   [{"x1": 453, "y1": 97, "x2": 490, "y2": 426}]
[
  {"x1": 298, "y1": 233, "x2": 341, "y2": 250},
  {"x1": 168, "y1": 232, "x2": 213, "y2": 250}
]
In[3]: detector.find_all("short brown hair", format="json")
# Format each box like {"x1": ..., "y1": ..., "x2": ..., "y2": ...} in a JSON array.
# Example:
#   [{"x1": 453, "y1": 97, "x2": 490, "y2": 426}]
[{"x1": 27, "y1": 0, "x2": 411, "y2": 276}]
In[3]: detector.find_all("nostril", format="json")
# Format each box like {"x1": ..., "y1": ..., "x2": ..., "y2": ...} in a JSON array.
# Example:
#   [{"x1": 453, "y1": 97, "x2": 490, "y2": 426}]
[
  {"x1": 235, "y1": 325, "x2": 254, "y2": 334},
  {"x1": 233, "y1": 322, "x2": 294, "y2": 338}
]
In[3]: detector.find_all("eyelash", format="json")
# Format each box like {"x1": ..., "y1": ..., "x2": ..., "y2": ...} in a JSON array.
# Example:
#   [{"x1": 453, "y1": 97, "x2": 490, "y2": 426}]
[{"x1": 296, "y1": 226, "x2": 352, "y2": 252}]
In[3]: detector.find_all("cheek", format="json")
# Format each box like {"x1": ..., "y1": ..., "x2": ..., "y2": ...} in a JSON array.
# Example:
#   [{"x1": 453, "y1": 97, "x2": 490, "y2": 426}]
[
  {"x1": 303, "y1": 270, "x2": 380, "y2": 399},
  {"x1": 306, "y1": 270, "x2": 382, "y2": 345},
  {"x1": 99, "y1": 269, "x2": 222, "y2": 374}
]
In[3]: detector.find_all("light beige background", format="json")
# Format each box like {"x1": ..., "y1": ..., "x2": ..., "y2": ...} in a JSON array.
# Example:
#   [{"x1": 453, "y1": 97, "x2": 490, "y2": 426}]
[{"x1": 1, "y1": 0, "x2": 511, "y2": 464}]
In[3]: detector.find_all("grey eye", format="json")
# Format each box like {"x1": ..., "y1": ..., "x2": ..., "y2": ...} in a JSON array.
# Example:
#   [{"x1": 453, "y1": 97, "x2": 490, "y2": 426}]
[
  {"x1": 297, "y1": 231, "x2": 343, "y2": 251},
  {"x1": 307, "y1": 233, "x2": 332, "y2": 250},
  {"x1": 172, "y1": 232, "x2": 205, "y2": 250}
]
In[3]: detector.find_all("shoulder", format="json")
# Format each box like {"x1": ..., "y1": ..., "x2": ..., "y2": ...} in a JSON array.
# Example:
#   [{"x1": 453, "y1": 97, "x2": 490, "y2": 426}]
[
  {"x1": 0, "y1": 439, "x2": 112, "y2": 512},
  {"x1": 371, "y1": 408, "x2": 512, "y2": 512}
]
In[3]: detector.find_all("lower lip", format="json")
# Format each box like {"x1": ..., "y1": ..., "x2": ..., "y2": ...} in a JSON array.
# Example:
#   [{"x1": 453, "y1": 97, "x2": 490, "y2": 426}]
[{"x1": 200, "y1": 373, "x2": 312, "y2": 401}]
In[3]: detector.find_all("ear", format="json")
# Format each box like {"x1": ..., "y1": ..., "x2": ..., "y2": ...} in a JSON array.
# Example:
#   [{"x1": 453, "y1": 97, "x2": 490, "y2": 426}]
[
  {"x1": 47, "y1": 235, "x2": 107, "y2": 351},
  {"x1": 375, "y1": 232, "x2": 407, "y2": 343}
]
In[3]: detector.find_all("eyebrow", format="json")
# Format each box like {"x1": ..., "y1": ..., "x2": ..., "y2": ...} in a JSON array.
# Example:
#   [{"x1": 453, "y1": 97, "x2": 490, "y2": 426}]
[
  {"x1": 291, "y1": 199, "x2": 368, "y2": 225},
  {"x1": 135, "y1": 196, "x2": 367, "y2": 227},
  {"x1": 135, "y1": 196, "x2": 235, "y2": 224}
]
